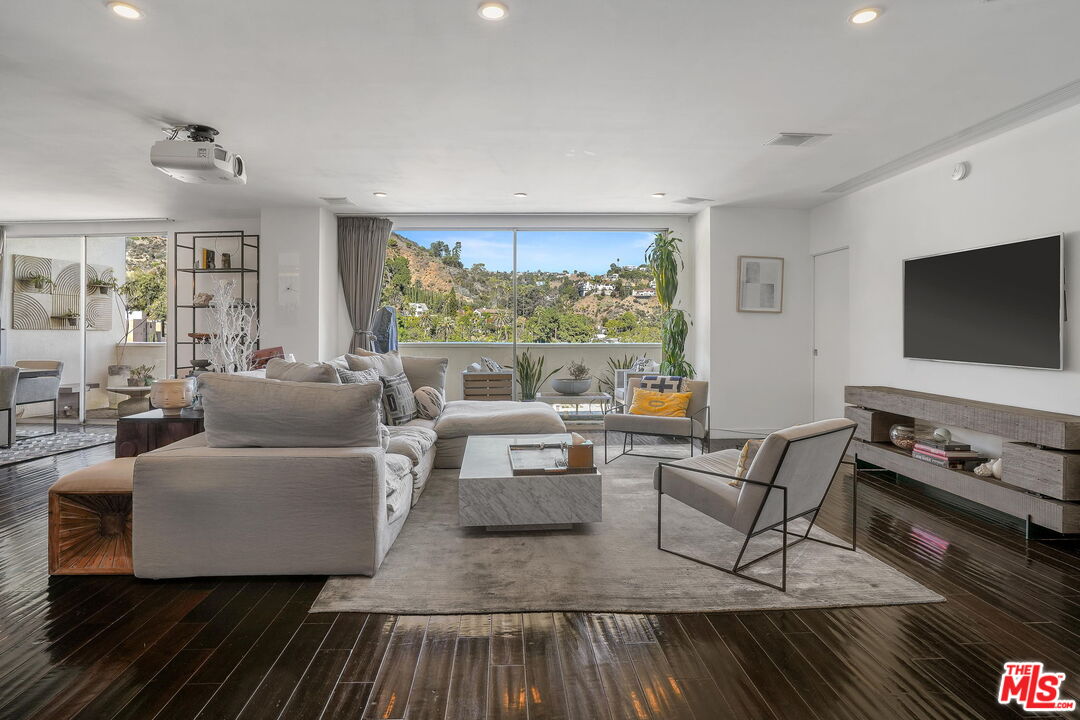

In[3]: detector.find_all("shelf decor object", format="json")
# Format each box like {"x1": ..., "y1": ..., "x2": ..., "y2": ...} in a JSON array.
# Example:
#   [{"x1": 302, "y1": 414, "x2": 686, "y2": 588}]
[
  {"x1": 846, "y1": 385, "x2": 1080, "y2": 535},
  {"x1": 173, "y1": 231, "x2": 259, "y2": 375}
]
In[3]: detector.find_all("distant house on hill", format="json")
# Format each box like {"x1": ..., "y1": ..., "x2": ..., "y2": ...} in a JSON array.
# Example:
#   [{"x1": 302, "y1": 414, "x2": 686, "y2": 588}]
[
  {"x1": 407, "y1": 302, "x2": 430, "y2": 316},
  {"x1": 632, "y1": 289, "x2": 657, "y2": 298},
  {"x1": 579, "y1": 281, "x2": 616, "y2": 297}
]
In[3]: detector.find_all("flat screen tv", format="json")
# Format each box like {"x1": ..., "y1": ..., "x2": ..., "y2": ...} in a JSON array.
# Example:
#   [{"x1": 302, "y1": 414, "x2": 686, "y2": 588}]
[{"x1": 903, "y1": 235, "x2": 1063, "y2": 370}]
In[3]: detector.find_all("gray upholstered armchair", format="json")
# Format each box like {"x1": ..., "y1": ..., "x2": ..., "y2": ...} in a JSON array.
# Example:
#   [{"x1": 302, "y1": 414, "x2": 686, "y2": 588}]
[
  {"x1": 14, "y1": 360, "x2": 63, "y2": 436},
  {"x1": 655, "y1": 418, "x2": 857, "y2": 591},
  {"x1": 604, "y1": 376, "x2": 709, "y2": 462},
  {"x1": 0, "y1": 367, "x2": 21, "y2": 448}
]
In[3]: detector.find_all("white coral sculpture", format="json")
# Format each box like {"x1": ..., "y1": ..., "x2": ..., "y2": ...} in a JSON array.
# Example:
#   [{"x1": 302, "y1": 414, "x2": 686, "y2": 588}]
[{"x1": 205, "y1": 279, "x2": 259, "y2": 373}]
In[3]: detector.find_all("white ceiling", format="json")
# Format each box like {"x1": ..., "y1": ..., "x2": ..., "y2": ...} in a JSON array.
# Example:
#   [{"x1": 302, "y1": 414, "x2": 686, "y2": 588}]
[{"x1": 2, "y1": 0, "x2": 1080, "y2": 220}]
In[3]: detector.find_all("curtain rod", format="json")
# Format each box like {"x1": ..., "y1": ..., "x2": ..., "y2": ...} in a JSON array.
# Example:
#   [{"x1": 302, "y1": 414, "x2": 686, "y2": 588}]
[{"x1": 0, "y1": 217, "x2": 174, "y2": 224}]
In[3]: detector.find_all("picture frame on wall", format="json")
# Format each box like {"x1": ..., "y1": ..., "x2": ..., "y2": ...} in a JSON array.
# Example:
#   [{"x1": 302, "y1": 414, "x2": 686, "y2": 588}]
[{"x1": 737, "y1": 255, "x2": 784, "y2": 313}]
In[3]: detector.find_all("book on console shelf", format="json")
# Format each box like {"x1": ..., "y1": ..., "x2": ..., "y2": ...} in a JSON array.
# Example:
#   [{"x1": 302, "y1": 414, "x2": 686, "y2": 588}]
[
  {"x1": 911, "y1": 450, "x2": 984, "y2": 471},
  {"x1": 913, "y1": 440, "x2": 972, "y2": 452},
  {"x1": 912, "y1": 442, "x2": 978, "y2": 459}
]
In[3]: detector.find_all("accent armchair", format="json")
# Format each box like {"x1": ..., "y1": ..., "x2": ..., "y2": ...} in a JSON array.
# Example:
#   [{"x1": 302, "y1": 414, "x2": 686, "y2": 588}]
[
  {"x1": 655, "y1": 418, "x2": 857, "y2": 591},
  {"x1": 0, "y1": 366, "x2": 21, "y2": 448},
  {"x1": 14, "y1": 360, "x2": 63, "y2": 437},
  {"x1": 604, "y1": 377, "x2": 710, "y2": 462}
]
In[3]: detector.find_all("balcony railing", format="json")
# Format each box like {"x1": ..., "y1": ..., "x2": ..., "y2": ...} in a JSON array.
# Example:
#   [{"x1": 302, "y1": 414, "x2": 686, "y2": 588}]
[{"x1": 399, "y1": 341, "x2": 660, "y2": 403}]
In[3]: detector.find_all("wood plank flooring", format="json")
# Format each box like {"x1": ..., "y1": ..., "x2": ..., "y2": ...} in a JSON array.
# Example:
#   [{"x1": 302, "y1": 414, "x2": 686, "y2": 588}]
[{"x1": 1, "y1": 440, "x2": 1078, "y2": 718}]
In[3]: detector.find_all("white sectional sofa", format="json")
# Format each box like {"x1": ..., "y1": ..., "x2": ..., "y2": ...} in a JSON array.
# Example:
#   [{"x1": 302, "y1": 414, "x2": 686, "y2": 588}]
[{"x1": 132, "y1": 352, "x2": 566, "y2": 579}]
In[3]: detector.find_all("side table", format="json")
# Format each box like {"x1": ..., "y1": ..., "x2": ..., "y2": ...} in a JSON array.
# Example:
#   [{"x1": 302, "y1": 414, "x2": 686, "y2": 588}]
[{"x1": 115, "y1": 408, "x2": 205, "y2": 457}]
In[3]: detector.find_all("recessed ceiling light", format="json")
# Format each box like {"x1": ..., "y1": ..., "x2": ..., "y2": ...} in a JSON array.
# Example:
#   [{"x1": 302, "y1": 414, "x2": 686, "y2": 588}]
[
  {"x1": 513, "y1": 192, "x2": 528, "y2": 198},
  {"x1": 848, "y1": 7, "x2": 881, "y2": 24},
  {"x1": 372, "y1": 191, "x2": 388, "y2": 198},
  {"x1": 651, "y1": 192, "x2": 667, "y2": 199},
  {"x1": 107, "y1": 2, "x2": 144, "y2": 19},
  {"x1": 478, "y1": 2, "x2": 508, "y2": 21}
]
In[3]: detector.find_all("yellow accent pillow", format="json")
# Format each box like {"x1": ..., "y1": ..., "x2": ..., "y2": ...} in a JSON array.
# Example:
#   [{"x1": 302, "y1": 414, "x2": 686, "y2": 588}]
[
  {"x1": 730, "y1": 439, "x2": 764, "y2": 487},
  {"x1": 628, "y1": 388, "x2": 692, "y2": 418}
]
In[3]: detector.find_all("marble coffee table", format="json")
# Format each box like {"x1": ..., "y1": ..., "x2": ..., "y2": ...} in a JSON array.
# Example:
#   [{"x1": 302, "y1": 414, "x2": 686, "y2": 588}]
[{"x1": 458, "y1": 433, "x2": 602, "y2": 531}]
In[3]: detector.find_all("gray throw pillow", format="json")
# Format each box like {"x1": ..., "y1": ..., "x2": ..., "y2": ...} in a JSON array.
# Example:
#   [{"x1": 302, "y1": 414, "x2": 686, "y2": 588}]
[
  {"x1": 402, "y1": 356, "x2": 448, "y2": 395},
  {"x1": 198, "y1": 373, "x2": 381, "y2": 448},
  {"x1": 337, "y1": 367, "x2": 380, "y2": 385},
  {"x1": 347, "y1": 350, "x2": 405, "y2": 377},
  {"x1": 266, "y1": 358, "x2": 341, "y2": 384},
  {"x1": 380, "y1": 372, "x2": 417, "y2": 425}
]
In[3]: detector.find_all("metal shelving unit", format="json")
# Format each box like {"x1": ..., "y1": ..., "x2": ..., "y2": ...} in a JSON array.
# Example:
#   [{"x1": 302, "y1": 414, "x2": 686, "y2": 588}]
[{"x1": 173, "y1": 231, "x2": 260, "y2": 375}]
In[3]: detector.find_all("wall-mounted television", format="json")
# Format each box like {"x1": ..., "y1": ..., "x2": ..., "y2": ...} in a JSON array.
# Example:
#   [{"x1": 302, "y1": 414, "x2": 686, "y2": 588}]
[{"x1": 903, "y1": 235, "x2": 1064, "y2": 370}]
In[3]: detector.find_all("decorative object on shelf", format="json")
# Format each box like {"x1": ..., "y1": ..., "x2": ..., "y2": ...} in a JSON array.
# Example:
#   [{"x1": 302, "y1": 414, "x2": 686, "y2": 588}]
[
  {"x1": 736, "y1": 255, "x2": 784, "y2": 313},
  {"x1": 88, "y1": 278, "x2": 118, "y2": 295},
  {"x1": 149, "y1": 378, "x2": 196, "y2": 416},
  {"x1": 221, "y1": 252, "x2": 232, "y2": 269},
  {"x1": 932, "y1": 427, "x2": 952, "y2": 444},
  {"x1": 515, "y1": 349, "x2": 560, "y2": 401},
  {"x1": 991, "y1": 457, "x2": 1003, "y2": 479},
  {"x1": 127, "y1": 364, "x2": 155, "y2": 387},
  {"x1": 24, "y1": 272, "x2": 52, "y2": 291},
  {"x1": 889, "y1": 424, "x2": 917, "y2": 451},
  {"x1": 206, "y1": 279, "x2": 260, "y2": 373},
  {"x1": 551, "y1": 359, "x2": 592, "y2": 395},
  {"x1": 974, "y1": 461, "x2": 994, "y2": 477},
  {"x1": 193, "y1": 292, "x2": 214, "y2": 308},
  {"x1": 188, "y1": 332, "x2": 212, "y2": 343},
  {"x1": 201, "y1": 248, "x2": 216, "y2": 269},
  {"x1": 191, "y1": 359, "x2": 211, "y2": 369},
  {"x1": 646, "y1": 230, "x2": 695, "y2": 377},
  {"x1": 63, "y1": 311, "x2": 79, "y2": 328},
  {"x1": 250, "y1": 346, "x2": 285, "y2": 369}
]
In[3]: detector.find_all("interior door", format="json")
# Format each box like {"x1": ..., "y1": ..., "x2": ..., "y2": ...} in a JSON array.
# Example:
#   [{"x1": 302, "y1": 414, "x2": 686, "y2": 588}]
[{"x1": 812, "y1": 248, "x2": 849, "y2": 420}]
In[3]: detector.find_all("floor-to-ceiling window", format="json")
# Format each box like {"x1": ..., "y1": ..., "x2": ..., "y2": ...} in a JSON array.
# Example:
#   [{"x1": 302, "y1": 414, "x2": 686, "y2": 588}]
[{"x1": 381, "y1": 227, "x2": 664, "y2": 405}]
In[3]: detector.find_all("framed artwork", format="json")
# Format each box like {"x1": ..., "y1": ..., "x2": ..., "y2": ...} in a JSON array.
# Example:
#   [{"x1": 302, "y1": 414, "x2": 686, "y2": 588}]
[
  {"x1": 737, "y1": 255, "x2": 784, "y2": 313},
  {"x1": 11, "y1": 254, "x2": 114, "y2": 330}
]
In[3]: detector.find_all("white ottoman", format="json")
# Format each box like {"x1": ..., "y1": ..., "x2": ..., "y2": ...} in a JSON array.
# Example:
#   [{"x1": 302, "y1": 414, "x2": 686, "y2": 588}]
[{"x1": 433, "y1": 400, "x2": 567, "y2": 468}]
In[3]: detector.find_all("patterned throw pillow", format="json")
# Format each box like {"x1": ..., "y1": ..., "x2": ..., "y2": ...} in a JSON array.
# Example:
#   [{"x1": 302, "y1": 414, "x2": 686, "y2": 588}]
[
  {"x1": 480, "y1": 356, "x2": 505, "y2": 372},
  {"x1": 413, "y1": 386, "x2": 445, "y2": 420},
  {"x1": 630, "y1": 356, "x2": 656, "y2": 372},
  {"x1": 338, "y1": 367, "x2": 385, "y2": 422},
  {"x1": 638, "y1": 374, "x2": 686, "y2": 393},
  {"x1": 628, "y1": 388, "x2": 692, "y2": 418},
  {"x1": 380, "y1": 372, "x2": 418, "y2": 425},
  {"x1": 730, "y1": 439, "x2": 764, "y2": 488}
]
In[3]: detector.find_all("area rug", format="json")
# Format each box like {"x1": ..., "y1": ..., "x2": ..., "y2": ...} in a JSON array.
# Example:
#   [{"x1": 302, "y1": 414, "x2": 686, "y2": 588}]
[
  {"x1": 313, "y1": 449, "x2": 943, "y2": 614},
  {"x1": 0, "y1": 425, "x2": 116, "y2": 467}
]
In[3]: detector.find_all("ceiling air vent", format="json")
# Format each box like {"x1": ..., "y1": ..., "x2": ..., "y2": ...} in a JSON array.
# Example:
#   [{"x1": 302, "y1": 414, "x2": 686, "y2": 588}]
[
  {"x1": 765, "y1": 132, "x2": 831, "y2": 148},
  {"x1": 673, "y1": 196, "x2": 714, "y2": 205},
  {"x1": 319, "y1": 196, "x2": 355, "y2": 206}
]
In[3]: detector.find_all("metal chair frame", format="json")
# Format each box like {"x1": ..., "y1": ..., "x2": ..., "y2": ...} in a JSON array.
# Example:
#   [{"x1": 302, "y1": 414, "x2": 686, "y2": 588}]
[{"x1": 656, "y1": 427, "x2": 857, "y2": 592}]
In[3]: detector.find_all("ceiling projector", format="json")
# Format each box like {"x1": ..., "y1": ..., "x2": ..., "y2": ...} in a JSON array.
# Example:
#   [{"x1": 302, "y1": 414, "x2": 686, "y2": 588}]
[{"x1": 150, "y1": 124, "x2": 246, "y2": 184}]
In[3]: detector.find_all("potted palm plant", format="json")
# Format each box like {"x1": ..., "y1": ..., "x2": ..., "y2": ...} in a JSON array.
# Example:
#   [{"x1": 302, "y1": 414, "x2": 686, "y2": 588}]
[
  {"x1": 551, "y1": 359, "x2": 592, "y2": 395},
  {"x1": 515, "y1": 350, "x2": 561, "y2": 401},
  {"x1": 645, "y1": 231, "x2": 695, "y2": 378}
]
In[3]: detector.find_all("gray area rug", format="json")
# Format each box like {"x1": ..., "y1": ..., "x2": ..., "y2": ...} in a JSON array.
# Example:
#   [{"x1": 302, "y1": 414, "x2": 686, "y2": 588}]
[
  {"x1": 313, "y1": 449, "x2": 943, "y2": 614},
  {"x1": 0, "y1": 425, "x2": 116, "y2": 467}
]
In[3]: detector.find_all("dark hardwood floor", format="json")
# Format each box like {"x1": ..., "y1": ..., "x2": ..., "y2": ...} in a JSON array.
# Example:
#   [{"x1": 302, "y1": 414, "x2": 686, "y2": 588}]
[{"x1": 1, "y1": 440, "x2": 1079, "y2": 719}]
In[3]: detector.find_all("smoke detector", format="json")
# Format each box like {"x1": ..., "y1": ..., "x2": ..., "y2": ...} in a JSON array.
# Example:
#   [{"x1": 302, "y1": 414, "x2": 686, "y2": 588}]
[{"x1": 765, "y1": 133, "x2": 832, "y2": 148}]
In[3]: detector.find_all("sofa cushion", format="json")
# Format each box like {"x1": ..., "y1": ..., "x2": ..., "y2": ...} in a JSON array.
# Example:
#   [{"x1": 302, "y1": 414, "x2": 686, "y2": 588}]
[
  {"x1": 434, "y1": 400, "x2": 566, "y2": 439},
  {"x1": 386, "y1": 425, "x2": 438, "y2": 465},
  {"x1": 402, "y1": 356, "x2": 448, "y2": 395},
  {"x1": 380, "y1": 372, "x2": 418, "y2": 425},
  {"x1": 403, "y1": 417, "x2": 436, "y2": 431},
  {"x1": 347, "y1": 350, "x2": 404, "y2": 377},
  {"x1": 198, "y1": 373, "x2": 382, "y2": 448},
  {"x1": 265, "y1": 358, "x2": 341, "y2": 384},
  {"x1": 384, "y1": 453, "x2": 414, "y2": 522},
  {"x1": 604, "y1": 412, "x2": 705, "y2": 438}
]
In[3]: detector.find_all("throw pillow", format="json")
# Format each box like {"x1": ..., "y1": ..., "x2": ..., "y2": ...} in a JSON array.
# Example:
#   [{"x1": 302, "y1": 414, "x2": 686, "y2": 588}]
[
  {"x1": 337, "y1": 367, "x2": 386, "y2": 422},
  {"x1": 630, "y1": 356, "x2": 655, "y2": 372},
  {"x1": 413, "y1": 385, "x2": 445, "y2": 420},
  {"x1": 638, "y1": 374, "x2": 686, "y2": 393},
  {"x1": 628, "y1": 388, "x2": 692, "y2": 418},
  {"x1": 265, "y1": 358, "x2": 341, "y2": 384},
  {"x1": 380, "y1": 372, "x2": 418, "y2": 425},
  {"x1": 402, "y1": 356, "x2": 448, "y2": 395},
  {"x1": 198, "y1": 374, "x2": 382, "y2": 448},
  {"x1": 730, "y1": 439, "x2": 764, "y2": 488},
  {"x1": 347, "y1": 350, "x2": 405, "y2": 378},
  {"x1": 480, "y1": 356, "x2": 505, "y2": 372}
]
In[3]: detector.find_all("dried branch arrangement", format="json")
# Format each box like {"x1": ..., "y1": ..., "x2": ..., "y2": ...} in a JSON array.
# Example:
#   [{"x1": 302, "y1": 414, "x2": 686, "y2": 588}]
[{"x1": 205, "y1": 279, "x2": 260, "y2": 373}]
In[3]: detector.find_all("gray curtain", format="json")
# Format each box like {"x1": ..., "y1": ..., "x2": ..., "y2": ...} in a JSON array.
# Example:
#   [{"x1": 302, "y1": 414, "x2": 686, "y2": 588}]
[{"x1": 338, "y1": 216, "x2": 393, "y2": 352}]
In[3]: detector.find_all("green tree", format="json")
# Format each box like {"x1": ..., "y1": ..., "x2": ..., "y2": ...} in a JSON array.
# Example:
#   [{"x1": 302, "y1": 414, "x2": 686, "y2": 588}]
[{"x1": 119, "y1": 263, "x2": 167, "y2": 322}]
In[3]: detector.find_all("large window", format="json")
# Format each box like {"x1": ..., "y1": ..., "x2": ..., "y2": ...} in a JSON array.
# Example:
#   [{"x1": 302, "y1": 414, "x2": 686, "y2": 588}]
[{"x1": 381, "y1": 229, "x2": 661, "y2": 344}]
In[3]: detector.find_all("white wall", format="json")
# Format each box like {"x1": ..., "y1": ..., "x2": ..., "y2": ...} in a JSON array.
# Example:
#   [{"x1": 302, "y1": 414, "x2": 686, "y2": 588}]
[
  {"x1": 707, "y1": 207, "x2": 813, "y2": 433},
  {"x1": 687, "y1": 209, "x2": 712, "y2": 390},
  {"x1": 811, "y1": 103, "x2": 1080, "y2": 415}
]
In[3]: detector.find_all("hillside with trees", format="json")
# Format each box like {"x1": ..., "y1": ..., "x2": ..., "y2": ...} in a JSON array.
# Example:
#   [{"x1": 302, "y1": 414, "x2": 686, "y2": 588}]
[{"x1": 381, "y1": 233, "x2": 660, "y2": 343}]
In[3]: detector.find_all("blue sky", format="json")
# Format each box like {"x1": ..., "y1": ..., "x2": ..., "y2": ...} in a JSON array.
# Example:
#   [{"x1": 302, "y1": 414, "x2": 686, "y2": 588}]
[{"x1": 396, "y1": 230, "x2": 656, "y2": 274}]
